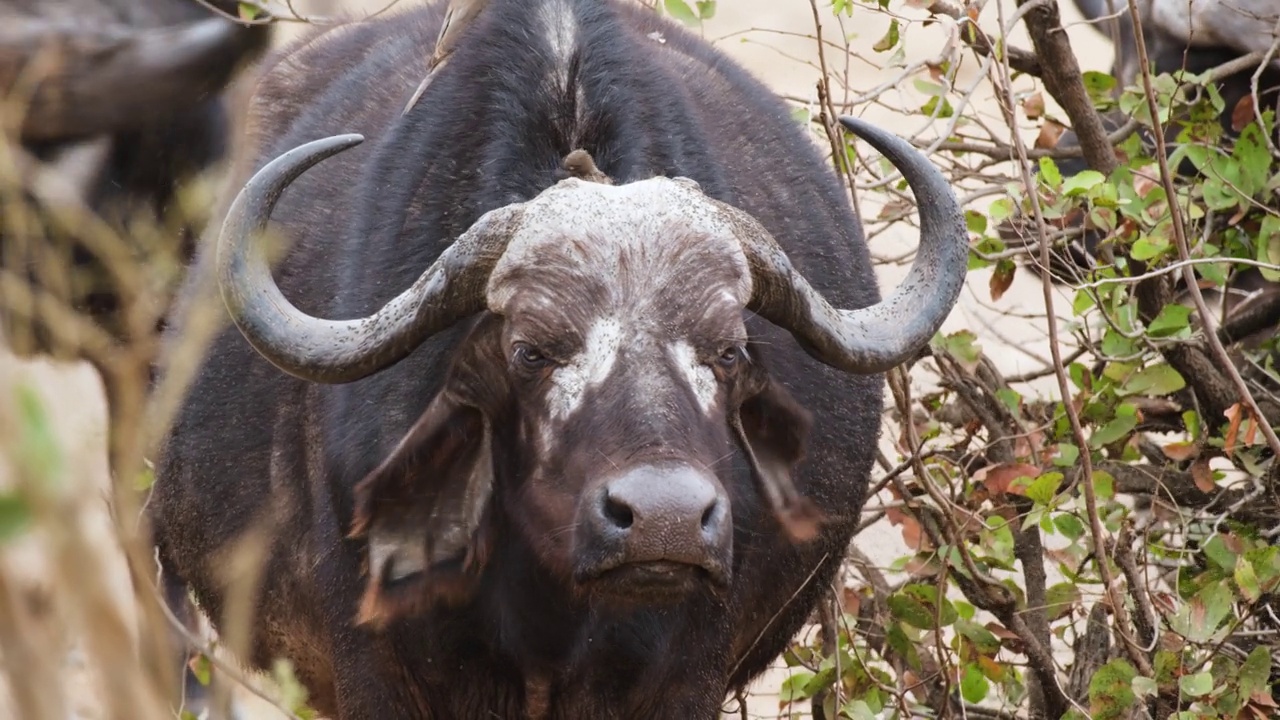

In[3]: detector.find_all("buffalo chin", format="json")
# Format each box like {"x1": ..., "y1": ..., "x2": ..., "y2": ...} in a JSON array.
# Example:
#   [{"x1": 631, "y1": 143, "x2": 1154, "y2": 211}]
[{"x1": 580, "y1": 561, "x2": 725, "y2": 603}]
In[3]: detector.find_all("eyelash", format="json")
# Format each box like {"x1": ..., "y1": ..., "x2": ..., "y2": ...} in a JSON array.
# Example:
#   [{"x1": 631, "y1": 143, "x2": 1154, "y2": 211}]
[
  {"x1": 512, "y1": 343, "x2": 555, "y2": 370},
  {"x1": 717, "y1": 345, "x2": 744, "y2": 368}
]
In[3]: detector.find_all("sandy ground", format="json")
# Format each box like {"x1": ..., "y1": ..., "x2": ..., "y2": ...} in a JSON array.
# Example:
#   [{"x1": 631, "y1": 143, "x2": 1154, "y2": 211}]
[{"x1": 0, "y1": 0, "x2": 1116, "y2": 718}]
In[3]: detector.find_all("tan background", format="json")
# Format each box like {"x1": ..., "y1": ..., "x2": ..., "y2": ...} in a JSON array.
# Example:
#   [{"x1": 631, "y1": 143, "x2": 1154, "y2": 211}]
[{"x1": 0, "y1": 0, "x2": 1115, "y2": 717}]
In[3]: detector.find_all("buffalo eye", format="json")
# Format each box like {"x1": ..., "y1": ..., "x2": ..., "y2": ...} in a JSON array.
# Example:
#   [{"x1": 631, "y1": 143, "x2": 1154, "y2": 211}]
[
  {"x1": 717, "y1": 345, "x2": 743, "y2": 369},
  {"x1": 512, "y1": 343, "x2": 554, "y2": 373}
]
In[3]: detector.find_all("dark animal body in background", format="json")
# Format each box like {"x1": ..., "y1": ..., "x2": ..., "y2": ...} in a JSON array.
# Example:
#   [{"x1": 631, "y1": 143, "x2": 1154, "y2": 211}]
[
  {"x1": 0, "y1": 1, "x2": 272, "y2": 716},
  {"x1": 0, "y1": 0, "x2": 271, "y2": 359},
  {"x1": 150, "y1": 0, "x2": 967, "y2": 717}
]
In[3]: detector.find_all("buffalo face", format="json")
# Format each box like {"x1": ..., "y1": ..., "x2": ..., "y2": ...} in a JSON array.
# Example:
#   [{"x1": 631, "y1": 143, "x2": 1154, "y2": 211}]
[
  {"x1": 349, "y1": 179, "x2": 818, "y2": 619},
  {"x1": 209, "y1": 119, "x2": 969, "y2": 627}
]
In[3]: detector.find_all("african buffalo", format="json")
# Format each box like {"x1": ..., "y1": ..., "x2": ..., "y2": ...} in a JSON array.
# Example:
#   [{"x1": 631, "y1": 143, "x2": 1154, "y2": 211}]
[{"x1": 150, "y1": 0, "x2": 967, "y2": 717}]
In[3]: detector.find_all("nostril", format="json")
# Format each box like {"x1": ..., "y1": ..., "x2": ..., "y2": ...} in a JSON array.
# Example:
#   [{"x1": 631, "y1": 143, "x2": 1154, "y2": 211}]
[
  {"x1": 701, "y1": 502, "x2": 717, "y2": 530},
  {"x1": 602, "y1": 494, "x2": 634, "y2": 530}
]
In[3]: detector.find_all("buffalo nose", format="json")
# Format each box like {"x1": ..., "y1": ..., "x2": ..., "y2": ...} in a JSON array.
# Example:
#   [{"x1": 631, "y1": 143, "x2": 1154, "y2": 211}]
[{"x1": 592, "y1": 463, "x2": 731, "y2": 574}]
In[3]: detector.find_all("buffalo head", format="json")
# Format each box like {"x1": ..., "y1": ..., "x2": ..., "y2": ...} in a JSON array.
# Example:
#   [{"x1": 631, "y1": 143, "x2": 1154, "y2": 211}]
[{"x1": 212, "y1": 118, "x2": 968, "y2": 625}]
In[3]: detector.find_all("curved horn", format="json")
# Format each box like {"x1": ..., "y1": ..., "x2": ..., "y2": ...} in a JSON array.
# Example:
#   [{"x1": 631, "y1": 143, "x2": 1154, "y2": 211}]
[
  {"x1": 216, "y1": 134, "x2": 524, "y2": 384},
  {"x1": 1, "y1": 17, "x2": 261, "y2": 142},
  {"x1": 733, "y1": 115, "x2": 968, "y2": 374}
]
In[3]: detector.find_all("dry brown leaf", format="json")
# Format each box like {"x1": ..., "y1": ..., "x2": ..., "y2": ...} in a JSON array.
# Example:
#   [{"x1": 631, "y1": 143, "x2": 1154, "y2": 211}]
[
  {"x1": 840, "y1": 586, "x2": 863, "y2": 617},
  {"x1": 1034, "y1": 119, "x2": 1066, "y2": 149},
  {"x1": 1015, "y1": 429, "x2": 1045, "y2": 461},
  {"x1": 1191, "y1": 457, "x2": 1216, "y2": 493},
  {"x1": 989, "y1": 262, "x2": 1015, "y2": 302},
  {"x1": 1161, "y1": 441, "x2": 1198, "y2": 461},
  {"x1": 976, "y1": 463, "x2": 1041, "y2": 498},
  {"x1": 985, "y1": 622, "x2": 1025, "y2": 653},
  {"x1": 1224, "y1": 403, "x2": 1244, "y2": 455},
  {"x1": 1249, "y1": 689, "x2": 1279, "y2": 708},
  {"x1": 1244, "y1": 413, "x2": 1259, "y2": 447},
  {"x1": 976, "y1": 654, "x2": 1005, "y2": 680},
  {"x1": 1023, "y1": 92, "x2": 1045, "y2": 120},
  {"x1": 1133, "y1": 174, "x2": 1159, "y2": 198},
  {"x1": 899, "y1": 515, "x2": 924, "y2": 550},
  {"x1": 1232, "y1": 93, "x2": 1256, "y2": 133}
]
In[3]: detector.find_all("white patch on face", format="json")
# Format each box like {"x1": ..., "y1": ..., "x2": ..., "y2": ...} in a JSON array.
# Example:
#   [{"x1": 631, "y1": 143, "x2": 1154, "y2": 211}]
[
  {"x1": 368, "y1": 527, "x2": 426, "y2": 583},
  {"x1": 668, "y1": 340, "x2": 718, "y2": 415},
  {"x1": 545, "y1": 316, "x2": 624, "y2": 421},
  {"x1": 538, "y1": 0, "x2": 578, "y2": 91}
]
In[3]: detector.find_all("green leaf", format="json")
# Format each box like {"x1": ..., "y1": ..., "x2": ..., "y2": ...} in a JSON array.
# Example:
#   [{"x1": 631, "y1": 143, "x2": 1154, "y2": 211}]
[
  {"x1": 1089, "y1": 659, "x2": 1137, "y2": 720},
  {"x1": 1132, "y1": 675, "x2": 1158, "y2": 699},
  {"x1": 1183, "y1": 410, "x2": 1202, "y2": 439},
  {"x1": 238, "y1": 2, "x2": 262, "y2": 21},
  {"x1": 955, "y1": 618, "x2": 1001, "y2": 655},
  {"x1": 1062, "y1": 170, "x2": 1106, "y2": 197},
  {"x1": 873, "y1": 19, "x2": 900, "y2": 52},
  {"x1": 1235, "y1": 554, "x2": 1262, "y2": 602},
  {"x1": 1178, "y1": 671, "x2": 1213, "y2": 698},
  {"x1": 920, "y1": 95, "x2": 954, "y2": 118},
  {"x1": 1147, "y1": 304, "x2": 1193, "y2": 337},
  {"x1": 779, "y1": 671, "x2": 817, "y2": 702},
  {"x1": 912, "y1": 79, "x2": 946, "y2": 97},
  {"x1": 1082, "y1": 71, "x2": 1117, "y2": 104},
  {"x1": 965, "y1": 210, "x2": 988, "y2": 234},
  {"x1": 190, "y1": 653, "x2": 212, "y2": 687},
  {"x1": 1072, "y1": 288, "x2": 1097, "y2": 315},
  {"x1": 15, "y1": 384, "x2": 63, "y2": 484},
  {"x1": 1052, "y1": 442, "x2": 1080, "y2": 468},
  {"x1": 889, "y1": 584, "x2": 959, "y2": 630},
  {"x1": 932, "y1": 330, "x2": 982, "y2": 371},
  {"x1": 988, "y1": 198, "x2": 1015, "y2": 224},
  {"x1": 842, "y1": 700, "x2": 878, "y2": 720},
  {"x1": 1259, "y1": 215, "x2": 1280, "y2": 282},
  {"x1": 663, "y1": 0, "x2": 699, "y2": 24},
  {"x1": 1090, "y1": 470, "x2": 1115, "y2": 501},
  {"x1": 996, "y1": 388, "x2": 1021, "y2": 415},
  {"x1": 1044, "y1": 582, "x2": 1080, "y2": 621},
  {"x1": 1038, "y1": 157, "x2": 1063, "y2": 189},
  {"x1": 1120, "y1": 364, "x2": 1186, "y2": 396},
  {"x1": 1053, "y1": 512, "x2": 1085, "y2": 541},
  {"x1": 695, "y1": 0, "x2": 716, "y2": 19},
  {"x1": 960, "y1": 664, "x2": 990, "y2": 703},
  {"x1": 1202, "y1": 534, "x2": 1238, "y2": 572},
  {"x1": 1130, "y1": 235, "x2": 1170, "y2": 261},
  {"x1": 1025, "y1": 472, "x2": 1062, "y2": 506},
  {"x1": 1239, "y1": 645, "x2": 1272, "y2": 698},
  {"x1": 1170, "y1": 581, "x2": 1234, "y2": 643},
  {"x1": 887, "y1": 593, "x2": 933, "y2": 630},
  {"x1": 1090, "y1": 408, "x2": 1137, "y2": 449},
  {"x1": 0, "y1": 494, "x2": 31, "y2": 543}
]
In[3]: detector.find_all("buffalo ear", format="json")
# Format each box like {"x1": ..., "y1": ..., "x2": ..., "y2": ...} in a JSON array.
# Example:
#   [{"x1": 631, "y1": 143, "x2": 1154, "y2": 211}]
[
  {"x1": 349, "y1": 391, "x2": 494, "y2": 628},
  {"x1": 733, "y1": 377, "x2": 824, "y2": 542}
]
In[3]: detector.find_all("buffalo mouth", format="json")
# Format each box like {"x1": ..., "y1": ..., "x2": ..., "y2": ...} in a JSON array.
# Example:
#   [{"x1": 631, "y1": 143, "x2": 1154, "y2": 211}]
[{"x1": 577, "y1": 559, "x2": 728, "y2": 602}]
